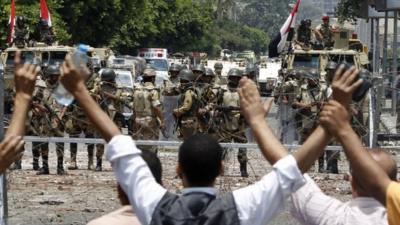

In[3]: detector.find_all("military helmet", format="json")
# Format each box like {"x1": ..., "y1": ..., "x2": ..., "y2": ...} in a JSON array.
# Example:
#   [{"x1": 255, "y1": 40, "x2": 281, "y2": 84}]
[
  {"x1": 143, "y1": 68, "x2": 157, "y2": 77},
  {"x1": 228, "y1": 68, "x2": 243, "y2": 78},
  {"x1": 244, "y1": 63, "x2": 256, "y2": 75},
  {"x1": 326, "y1": 61, "x2": 338, "y2": 71},
  {"x1": 46, "y1": 64, "x2": 60, "y2": 76},
  {"x1": 205, "y1": 68, "x2": 215, "y2": 77},
  {"x1": 169, "y1": 64, "x2": 181, "y2": 72},
  {"x1": 214, "y1": 62, "x2": 223, "y2": 70},
  {"x1": 101, "y1": 68, "x2": 116, "y2": 82},
  {"x1": 179, "y1": 69, "x2": 196, "y2": 82},
  {"x1": 308, "y1": 69, "x2": 319, "y2": 78},
  {"x1": 192, "y1": 64, "x2": 206, "y2": 74},
  {"x1": 300, "y1": 19, "x2": 307, "y2": 26}
]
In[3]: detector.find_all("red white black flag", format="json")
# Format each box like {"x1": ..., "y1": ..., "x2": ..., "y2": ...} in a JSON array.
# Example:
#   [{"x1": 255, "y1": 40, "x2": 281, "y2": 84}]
[
  {"x1": 8, "y1": 0, "x2": 16, "y2": 46},
  {"x1": 268, "y1": 0, "x2": 301, "y2": 58},
  {"x1": 40, "y1": 0, "x2": 52, "y2": 27}
]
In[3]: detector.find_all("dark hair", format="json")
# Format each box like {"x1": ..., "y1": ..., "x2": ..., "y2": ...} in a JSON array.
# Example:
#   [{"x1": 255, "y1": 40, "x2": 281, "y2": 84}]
[
  {"x1": 141, "y1": 150, "x2": 163, "y2": 185},
  {"x1": 118, "y1": 150, "x2": 163, "y2": 206},
  {"x1": 178, "y1": 134, "x2": 223, "y2": 186}
]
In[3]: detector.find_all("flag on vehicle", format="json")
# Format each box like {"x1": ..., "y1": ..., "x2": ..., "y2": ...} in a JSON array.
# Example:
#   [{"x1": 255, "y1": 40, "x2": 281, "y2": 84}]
[
  {"x1": 268, "y1": 0, "x2": 301, "y2": 58},
  {"x1": 8, "y1": 0, "x2": 16, "y2": 46},
  {"x1": 40, "y1": 0, "x2": 52, "y2": 27}
]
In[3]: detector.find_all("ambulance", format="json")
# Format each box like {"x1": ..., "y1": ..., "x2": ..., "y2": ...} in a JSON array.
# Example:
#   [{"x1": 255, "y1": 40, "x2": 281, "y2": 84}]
[{"x1": 138, "y1": 48, "x2": 169, "y2": 87}]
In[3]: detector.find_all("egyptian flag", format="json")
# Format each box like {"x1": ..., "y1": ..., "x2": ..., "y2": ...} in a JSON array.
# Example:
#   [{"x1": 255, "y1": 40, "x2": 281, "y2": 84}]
[
  {"x1": 40, "y1": 0, "x2": 52, "y2": 27},
  {"x1": 268, "y1": 0, "x2": 301, "y2": 58},
  {"x1": 7, "y1": 0, "x2": 16, "y2": 46}
]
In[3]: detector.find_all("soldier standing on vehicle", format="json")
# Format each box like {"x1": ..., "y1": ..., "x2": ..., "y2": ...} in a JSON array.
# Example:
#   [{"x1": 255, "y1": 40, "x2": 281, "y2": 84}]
[
  {"x1": 217, "y1": 68, "x2": 249, "y2": 177},
  {"x1": 13, "y1": 16, "x2": 29, "y2": 48},
  {"x1": 295, "y1": 19, "x2": 312, "y2": 49},
  {"x1": 132, "y1": 68, "x2": 165, "y2": 153},
  {"x1": 316, "y1": 16, "x2": 338, "y2": 49},
  {"x1": 36, "y1": 64, "x2": 67, "y2": 175},
  {"x1": 161, "y1": 64, "x2": 181, "y2": 141},
  {"x1": 173, "y1": 69, "x2": 199, "y2": 140}
]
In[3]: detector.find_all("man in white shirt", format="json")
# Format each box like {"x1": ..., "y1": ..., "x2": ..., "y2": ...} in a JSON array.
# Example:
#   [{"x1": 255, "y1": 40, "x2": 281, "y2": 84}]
[
  {"x1": 290, "y1": 149, "x2": 395, "y2": 225},
  {"x1": 59, "y1": 55, "x2": 362, "y2": 225}
]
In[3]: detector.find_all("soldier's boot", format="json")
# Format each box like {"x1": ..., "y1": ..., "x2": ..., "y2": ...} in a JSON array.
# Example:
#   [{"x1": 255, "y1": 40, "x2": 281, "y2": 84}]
[
  {"x1": 56, "y1": 144, "x2": 67, "y2": 175},
  {"x1": 32, "y1": 145, "x2": 40, "y2": 171},
  {"x1": 95, "y1": 145, "x2": 104, "y2": 172},
  {"x1": 87, "y1": 144, "x2": 94, "y2": 170},
  {"x1": 68, "y1": 143, "x2": 78, "y2": 170},
  {"x1": 240, "y1": 162, "x2": 249, "y2": 178},
  {"x1": 327, "y1": 152, "x2": 339, "y2": 174},
  {"x1": 10, "y1": 160, "x2": 22, "y2": 170},
  {"x1": 318, "y1": 154, "x2": 325, "y2": 173},
  {"x1": 37, "y1": 149, "x2": 49, "y2": 175}
]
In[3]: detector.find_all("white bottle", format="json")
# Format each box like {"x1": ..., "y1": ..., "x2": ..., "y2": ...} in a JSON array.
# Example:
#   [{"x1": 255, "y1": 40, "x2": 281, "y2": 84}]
[{"x1": 54, "y1": 44, "x2": 89, "y2": 106}]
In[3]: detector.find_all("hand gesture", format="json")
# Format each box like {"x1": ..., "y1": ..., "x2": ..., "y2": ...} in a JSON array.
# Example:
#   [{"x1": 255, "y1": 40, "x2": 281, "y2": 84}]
[
  {"x1": 14, "y1": 51, "x2": 40, "y2": 101},
  {"x1": 331, "y1": 65, "x2": 363, "y2": 107},
  {"x1": 319, "y1": 100, "x2": 352, "y2": 137},
  {"x1": 60, "y1": 54, "x2": 90, "y2": 95},
  {"x1": 0, "y1": 136, "x2": 25, "y2": 173},
  {"x1": 239, "y1": 77, "x2": 273, "y2": 125}
]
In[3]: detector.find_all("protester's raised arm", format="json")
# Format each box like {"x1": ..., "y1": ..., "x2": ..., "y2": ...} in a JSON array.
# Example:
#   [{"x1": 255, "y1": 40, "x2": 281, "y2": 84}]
[
  {"x1": 6, "y1": 51, "x2": 40, "y2": 137},
  {"x1": 0, "y1": 51, "x2": 40, "y2": 172},
  {"x1": 60, "y1": 55, "x2": 121, "y2": 142},
  {"x1": 239, "y1": 77, "x2": 287, "y2": 165},
  {"x1": 320, "y1": 100, "x2": 390, "y2": 205}
]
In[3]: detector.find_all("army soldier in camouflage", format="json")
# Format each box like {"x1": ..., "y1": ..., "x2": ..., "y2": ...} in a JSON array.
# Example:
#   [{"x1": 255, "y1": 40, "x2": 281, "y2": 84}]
[
  {"x1": 295, "y1": 19, "x2": 312, "y2": 49},
  {"x1": 316, "y1": 16, "x2": 338, "y2": 49},
  {"x1": 161, "y1": 64, "x2": 181, "y2": 141},
  {"x1": 292, "y1": 70, "x2": 324, "y2": 144},
  {"x1": 173, "y1": 69, "x2": 199, "y2": 140},
  {"x1": 217, "y1": 68, "x2": 249, "y2": 177},
  {"x1": 132, "y1": 68, "x2": 165, "y2": 153},
  {"x1": 36, "y1": 64, "x2": 67, "y2": 175},
  {"x1": 197, "y1": 68, "x2": 220, "y2": 135},
  {"x1": 214, "y1": 62, "x2": 227, "y2": 85}
]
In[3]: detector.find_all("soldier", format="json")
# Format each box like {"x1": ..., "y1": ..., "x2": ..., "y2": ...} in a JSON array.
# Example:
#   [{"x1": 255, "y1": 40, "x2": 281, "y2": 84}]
[
  {"x1": 295, "y1": 19, "x2": 312, "y2": 49},
  {"x1": 197, "y1": 68, "x2": 220, "y2": 135},
  {"x1": 161, "y1": 64, "x2": 181, "y2": 141},
  {"x1": 173, "y1": 69, "x2": 199, "y2": 140},
  {"x1": 38, "y1": 19, "x2": 55, "y2": 45},
  {"x1": 36, "y1": 64, "x2": 67, "y2": 175},
  {"x1": 213, "y1": 62, "x2": 227, "y2": 85},
  {"x1": 316, "y1": 16, "x2": 337, "y2": 49},
  {"x1": 292, "y1": 70, "x2": 323, "y2": 144},
  {"x1": 217, "y1": 68, "x2": 248, "y2": 177},
  {"x1": 243, "y1": 63, "x2": 258, "y2": 84},
  {"x1": 13, "y1": 16, "x2": 29, "y2": 48},
  {"x1": 132, "y1": 68, "x2": 165, "y2": 153}
]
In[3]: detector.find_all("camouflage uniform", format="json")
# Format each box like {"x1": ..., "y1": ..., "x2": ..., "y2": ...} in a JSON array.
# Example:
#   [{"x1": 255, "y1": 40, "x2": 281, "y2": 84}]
[
  {"x1": 317, "y1": 17, "x2": 334, "y2": 48},
  {"x1": 173, "y1": 69, "x2": 199, "y2": 140},
  {"x1": 132, "y1": 71, "x2": 163, "y2": 153},
  {"x1": 197, "y1": 68, "x2": 221, "y2": 136},
  {"x1": 214, "y1": 62, "x2": 228, "y2": 86},
  {"x1": 36, "y1": 65, "x2": 67, "y2": 175},
  {"x1": 218, "y1": 68, "x2": 248, "y2": 177}
]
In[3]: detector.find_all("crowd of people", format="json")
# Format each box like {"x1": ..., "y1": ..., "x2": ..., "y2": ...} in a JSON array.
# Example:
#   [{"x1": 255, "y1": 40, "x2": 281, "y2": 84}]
[{"x1": 2, "y1": 51, "x2": 400, "y2": 224}]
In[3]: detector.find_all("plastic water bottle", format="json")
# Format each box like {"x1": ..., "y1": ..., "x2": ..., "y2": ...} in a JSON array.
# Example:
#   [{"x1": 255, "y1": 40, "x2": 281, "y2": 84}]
[{"x1": 54, "y1": 44, "x2": 89, "y2": 106}]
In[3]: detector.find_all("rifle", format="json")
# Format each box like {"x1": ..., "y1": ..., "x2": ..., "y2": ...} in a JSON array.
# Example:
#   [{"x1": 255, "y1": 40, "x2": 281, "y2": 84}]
[{"x1": 215, "y1": 106, "x2": 241, "y2": 113}]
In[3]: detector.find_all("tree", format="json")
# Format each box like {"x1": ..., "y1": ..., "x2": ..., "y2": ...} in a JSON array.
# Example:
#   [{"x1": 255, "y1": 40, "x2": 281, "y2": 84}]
[{"x1": 336, "y1": 0, "x2": 363, "y2": 23}]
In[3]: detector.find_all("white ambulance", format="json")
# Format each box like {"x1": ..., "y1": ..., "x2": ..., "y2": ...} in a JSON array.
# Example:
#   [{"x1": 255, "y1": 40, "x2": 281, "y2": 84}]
[{"x1": 138, "y1": 48, "x2": 169, "y2": 87}]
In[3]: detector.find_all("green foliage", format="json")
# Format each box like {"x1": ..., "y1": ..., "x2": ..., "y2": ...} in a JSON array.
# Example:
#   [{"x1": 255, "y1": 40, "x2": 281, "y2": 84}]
[
  {"x1": 0, "y1": 0, "x2": 269, "y2": 56},
  {"x1": 336, "y1": 0, "x2": 363, "y2": 23}
]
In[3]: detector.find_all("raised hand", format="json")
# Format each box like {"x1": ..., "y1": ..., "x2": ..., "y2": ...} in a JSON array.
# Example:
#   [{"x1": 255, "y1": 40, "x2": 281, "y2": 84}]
[
  {"x1": 0, "y1": 136, "x2": 25, "y2": 173},
  {"x1": 331, "y1": 65, "x2": 363, "y2": 107},
  {"x1": 60, "y1": 54, "x2": 90, "y2": 96},
  {"x1": 14, "y1": 51, "x2": 40, "y2": 101},
  {"x1": 319, "y1": 100, "x2": 352, "y2": 137},
  {"x1": 239, "y1": 77, "x2": 273, "y2": 125}
]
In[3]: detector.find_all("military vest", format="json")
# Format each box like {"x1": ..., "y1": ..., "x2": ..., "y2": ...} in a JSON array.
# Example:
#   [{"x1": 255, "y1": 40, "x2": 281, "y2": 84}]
[
  {"x1": 134, "y1": 82, "x2": 158, "y2": 118},
  {"x1": 321, "y1": 24, "x2": 332, "y2": 42},
  {"x1": 179, "y1": 89, "x2": 199, "y2": 118},
  {"x1": 150, "y1": 192, "x2": 240, "y2": 225},
  {"x1": 222, "y1": 89, "x2": 241, "y2": 131}
]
